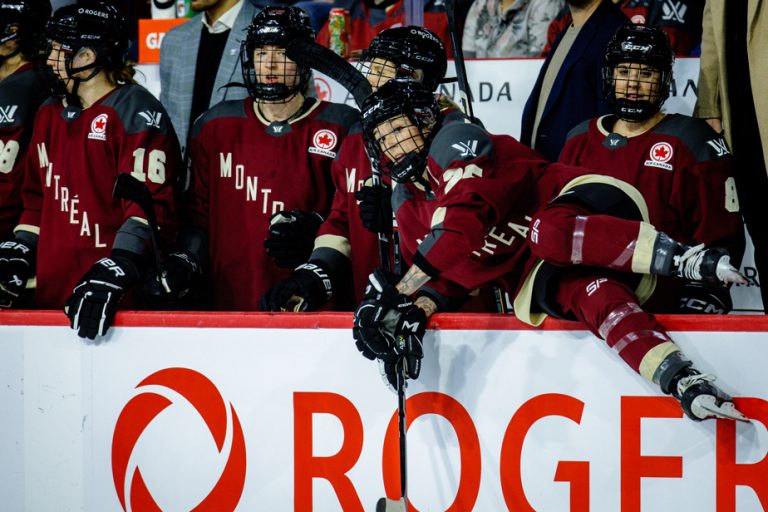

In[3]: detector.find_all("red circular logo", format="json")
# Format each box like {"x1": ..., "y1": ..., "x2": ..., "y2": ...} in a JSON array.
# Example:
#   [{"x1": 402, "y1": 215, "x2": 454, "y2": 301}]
[
  {"x1": 314, "y1": 76, "x2": 332, "y2": 102},
  {"x1": 111, "y1": 368, "x2": 246, "y2": 511},
  {"x1": 91, "y1": 113, "x2": 108, "y2": 134},
  {"x1": 649, "y1": 142, "x2": 673, "y2": 163},
  {"x1": 313, "y1": 129, "x2": 338, "y2": 150},
  {"x1": 631, "y1": 14, "x2": 646, "y2": 24}
]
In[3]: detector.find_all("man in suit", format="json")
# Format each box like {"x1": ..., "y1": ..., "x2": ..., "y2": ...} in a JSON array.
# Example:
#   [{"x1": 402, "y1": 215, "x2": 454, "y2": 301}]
[
  {"x1": 520, "y1": 0, "x2": 627, "y2": 161},
  {"x1": 159, "y1": 0, "x2": 272, "y2": 151}
]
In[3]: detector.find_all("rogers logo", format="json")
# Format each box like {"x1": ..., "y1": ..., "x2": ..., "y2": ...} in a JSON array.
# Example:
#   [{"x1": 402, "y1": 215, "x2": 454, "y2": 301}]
[{"x1": 111, "y1": 368, "x2": 246, "y2": 511}]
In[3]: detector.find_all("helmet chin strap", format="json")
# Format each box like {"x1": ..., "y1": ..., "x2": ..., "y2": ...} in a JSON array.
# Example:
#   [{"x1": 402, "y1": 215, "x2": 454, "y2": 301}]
[{"x1": 62, "y1": 53, "x2": 103, "y2": 108}]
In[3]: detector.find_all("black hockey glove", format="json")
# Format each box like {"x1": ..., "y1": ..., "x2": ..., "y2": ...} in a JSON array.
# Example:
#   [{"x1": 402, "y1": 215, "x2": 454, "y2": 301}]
[
  {"x1": 354, "y1": 184, "x2": 392, "y2": 235},
  {"x1": 0, "y1": 239, "x2": 35, "y2": 308},
  {"x1": 260, "y1": 261, "x2": 333, "y2": 312},
  {"x1": 678, "y1": 282, "x2": 733, "y2": 314},
  {"x1": 352, "y1": 269, "x2": 425, "y2": 382},
  {"x1": 264, "y1": 210, "x2": 324, "y2": 268},
  {"x1": 144, "y1": 250, "x2": 202, "y2": 307},
  {"x1": 64, "y1": 251, "x2": 141, "y2": 340}
]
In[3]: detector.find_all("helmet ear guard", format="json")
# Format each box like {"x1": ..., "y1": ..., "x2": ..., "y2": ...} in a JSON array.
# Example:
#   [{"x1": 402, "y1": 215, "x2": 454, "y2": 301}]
[
  {"x1": 360, "y1": 80, "x2": 442, "y2": 183},
  {"x1": 240, "y1": 6, "x2": 314, "y2": 102},
  {"x1": 603, "y1": 23, "x2": 674, "y2": 121}
]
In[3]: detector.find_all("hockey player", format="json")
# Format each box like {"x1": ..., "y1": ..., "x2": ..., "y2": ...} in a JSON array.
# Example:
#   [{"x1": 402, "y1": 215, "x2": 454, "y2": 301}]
[
  {"x1": 353, "y1": 79, "x2": 748, "y2": 422},
  {"x1": 0, "y1": 2, "x2": 181, "y2": 338},
  {"x1": 559, "y1": 24, "x2": 744, "y2": 314},
  {"x1": 261, "y1": 26, "x2": 484, "y2": 312},
  {"x1": 155, "y1": 6, "x2": 358, "y2": 311},
  {"x1": 0, "y1": 0, "x2": 51, "y2": 241}
]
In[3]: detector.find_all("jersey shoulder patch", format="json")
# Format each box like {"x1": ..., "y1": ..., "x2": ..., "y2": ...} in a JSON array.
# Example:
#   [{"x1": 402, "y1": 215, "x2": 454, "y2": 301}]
[
  {"x1": 315, "y1": 101, "x2": 360, "y2": 129},
  {"x1": 565, "y1": 118, "x2": 592, "y2": 142},
  {"x1": 189, "y1": 99, "x2": 248, "y2": 140},
  {"x1": 430, "y1": 121, "x2": 493, "y2": 170},
  {"x1": 0, "y1": 67, "x2": 46, "y2": 128},
  {"x1": 655, "y1": 114, "x2": 731, "y2": 161},
  {"x1": 104, "y1": 84, "x2": 176, "y2": 136}
]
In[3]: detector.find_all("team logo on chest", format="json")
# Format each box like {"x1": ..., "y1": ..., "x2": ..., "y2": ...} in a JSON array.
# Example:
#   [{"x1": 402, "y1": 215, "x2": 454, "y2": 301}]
[
  {"x1": 308, "y1": 129, "x2": 338, "y2": 158},
  {"x1": 644, "y1": 142, "x2": 674, "y2": 171},
  {"x1": 88, "y1": 113, "x2": 108, "y2": 141}
]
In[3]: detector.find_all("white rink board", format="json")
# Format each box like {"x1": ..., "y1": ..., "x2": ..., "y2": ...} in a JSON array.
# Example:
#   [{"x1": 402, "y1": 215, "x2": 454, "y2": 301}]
[{"x1": 1, "y1": 316, "x2": 767, "y2": 511}]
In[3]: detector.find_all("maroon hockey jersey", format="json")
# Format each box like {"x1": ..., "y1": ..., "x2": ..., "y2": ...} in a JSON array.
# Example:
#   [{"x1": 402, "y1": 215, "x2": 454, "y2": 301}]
[
  {"x1": 186, "y1": 97, "x2": 358, "y2": 310},
  {"x1": 0, "y1": 63, "x2": 47, "y2": 238},
  {"x1": 405, "y1": 122, "x2": 588, "y2": 298},
  {"x1": 19, "y1": 85, "x2": 181, "y2": 308},
  {"x1": 559, "y1": 114, "x2": 744, "y2": 259}
]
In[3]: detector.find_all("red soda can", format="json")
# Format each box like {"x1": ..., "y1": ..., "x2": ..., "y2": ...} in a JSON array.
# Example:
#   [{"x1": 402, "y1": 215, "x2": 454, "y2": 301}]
[{"x1": 328, "y1": 8, "x2": 351, "y2": 58}]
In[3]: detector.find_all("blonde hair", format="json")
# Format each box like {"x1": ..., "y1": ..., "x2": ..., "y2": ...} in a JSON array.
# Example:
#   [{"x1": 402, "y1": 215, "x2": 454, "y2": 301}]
[{"x1": 106, "y1": 63, "x2": 137, "y2": 86}]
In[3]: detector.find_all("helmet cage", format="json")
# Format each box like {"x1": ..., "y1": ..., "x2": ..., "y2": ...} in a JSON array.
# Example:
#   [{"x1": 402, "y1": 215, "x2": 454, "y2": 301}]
[
  {"x1": 361, "y1": 80, "x2": 441, "y2": 183},
  {"x1": 360, "y1": 26, "x2": 447, "y2": 92},
  {"x1": 0, "y1": 0, "x2": 51, "y2": 61},
  {"x1": 240, "y1": 6, "x2": 314, "y2": 102},
  {"x1": 603, "y1": 24, "x2": 674, "y2": 121}
]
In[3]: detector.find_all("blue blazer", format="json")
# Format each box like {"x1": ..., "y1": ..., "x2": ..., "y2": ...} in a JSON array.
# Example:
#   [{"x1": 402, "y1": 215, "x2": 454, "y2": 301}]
[
  {"x1": 520, "y1": 0, "x2": 628, "y2": 162},
  {"x1": 159, "y1": 0, "x2": 271, "y2": 151}
]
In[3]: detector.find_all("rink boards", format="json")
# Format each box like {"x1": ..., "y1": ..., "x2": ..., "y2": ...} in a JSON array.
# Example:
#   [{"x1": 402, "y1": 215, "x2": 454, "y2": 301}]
[{"x1": 0, "y1": 312, "x2": 767, "y2": 511}]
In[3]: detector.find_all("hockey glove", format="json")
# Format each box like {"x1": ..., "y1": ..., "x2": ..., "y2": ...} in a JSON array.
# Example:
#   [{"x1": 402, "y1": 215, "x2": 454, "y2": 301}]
[
  {"x1": 678, "y1": 282, "x2": 733, "y2": 314},
  {"x1": 352, "y1": 269, "x2": 424, "y2": 381},
  {"x1": 261, "y1": 261, "x2": 333, "y2": 312},
  {"x1": 64, "y1": 251, "x2": 141, "y2": 340},
  {"x1": 0, "y1": 239, "x2": 35, "y2": 308},
  {"x1": 354, "y1": 184, "x2": 392, "y2": 235},
  {"x1": 143, "y1": 250, "x2": 202, "y2": 307},
  {"x1": 264, "y1": 210, "x2": 324, "y2": 268}
]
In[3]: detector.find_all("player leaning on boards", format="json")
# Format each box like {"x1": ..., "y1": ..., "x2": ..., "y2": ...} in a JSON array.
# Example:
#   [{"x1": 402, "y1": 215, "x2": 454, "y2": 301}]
[
  {"x1": 261, "y1": 26, "x2": 459, "y2": 312},
  {"x1": 0, "y1": 0, "x2": 51, "y2": 245},
  {"x1": 147, "y1": 6, "x2": 358, "y2": 311},
  {"x1": 0, "y1": 1, "x2": 181, "y2": 339},
  {"x1": 352, "y1": 79, "x2": 749, "y2": 422},
  {"x1": 559, "y1": 23, "x2": 744, "y2": 315}
]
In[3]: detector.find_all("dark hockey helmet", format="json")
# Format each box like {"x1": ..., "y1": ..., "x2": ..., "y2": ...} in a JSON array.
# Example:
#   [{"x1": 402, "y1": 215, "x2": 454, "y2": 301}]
[
  {"x1": 361, "y1": 26, "x2": 448, "y2": 91},
  {"x1": 603, "y1": 23, "x2": 674, "y2": 121},
  {"x1": 240, "y1": 6, "x2": 314, "y2": 102},
  {"x1": 361, "y1": 80, "x2": 442, "y2": 183},
  {"x1": 46, "y1": 1, "x2": 130, "y2": 76},
  {"x1": 0, "y1": 0, "x2": 51, "y2": 60}
]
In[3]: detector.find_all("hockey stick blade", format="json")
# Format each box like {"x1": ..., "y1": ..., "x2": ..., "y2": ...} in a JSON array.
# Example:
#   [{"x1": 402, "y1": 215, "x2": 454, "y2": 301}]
[
  {"x1": 285, "y1": 39, "x2": 372, "y2": 108},
  {"x1": 376, "y1": 497, "x2": 407, "y2": 512}
]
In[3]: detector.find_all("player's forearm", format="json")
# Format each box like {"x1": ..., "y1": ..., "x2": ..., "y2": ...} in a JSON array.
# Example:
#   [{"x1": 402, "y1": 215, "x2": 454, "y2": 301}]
[{"x1": 396, "y1": 264, "x2": 431, "y2": 296}]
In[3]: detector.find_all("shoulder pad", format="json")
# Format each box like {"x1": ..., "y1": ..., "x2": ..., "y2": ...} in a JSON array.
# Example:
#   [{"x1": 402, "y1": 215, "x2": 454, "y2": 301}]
[
  {"x1": 565, "y1": 118, "x2": 591, "y2": 142},
  {"x1": 315, "y1": 101, "x2": 360, "y2": 129},
  {"x1": 0, "y1": 68, "x2": 46, "y2": 128},
  {"x1": 429, "y1": 121, "x2": 493, "y2": 169},
  {"x1": 104, "y1": 84, "x2": 176, "y2": 136},
  {"x1": 189, "y1": 99, "x2": 248, "y2": 139},
  {"x1": 655, "y1": 114, "x2": 732, "y2": 161}
]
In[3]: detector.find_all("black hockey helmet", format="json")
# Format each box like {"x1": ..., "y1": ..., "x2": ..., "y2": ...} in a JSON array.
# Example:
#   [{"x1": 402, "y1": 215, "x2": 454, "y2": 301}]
[
  {"x1": 602, "y1": 23, "x2": 674, "y2": 121},
  {"x1": 361, "y1": 79, "x2": 442, "y2": 183},
  {"x1": 46, "y1": 1, "x2": 130, "y2": 76},
  {"x1": 0, "y1": 0, "x2": 51, "y2": 60},
  {"x1": 240, "y1": 5, "x2": 314, "y2": 102},
  {"x1": 361, "y1": 26, "x2": 448, "y2": 91}
]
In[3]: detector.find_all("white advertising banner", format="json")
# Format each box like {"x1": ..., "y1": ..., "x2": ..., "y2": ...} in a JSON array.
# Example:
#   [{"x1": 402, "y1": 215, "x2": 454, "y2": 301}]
[{"x1": 1, "y1": 313, "x2": 767, "y2": 511}]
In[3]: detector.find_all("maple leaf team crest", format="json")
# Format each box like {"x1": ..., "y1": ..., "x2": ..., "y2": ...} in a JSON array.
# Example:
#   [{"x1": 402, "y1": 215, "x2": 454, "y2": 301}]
[
  {"x1": 88, "y1": 113, "x2": 109, "y2": 141},
  {"x1": 308, "y1": 129, "x2": 338, "y2": 158},
  {"x1": 644, "y1": 142, "x2": 674, "y2": 171}
]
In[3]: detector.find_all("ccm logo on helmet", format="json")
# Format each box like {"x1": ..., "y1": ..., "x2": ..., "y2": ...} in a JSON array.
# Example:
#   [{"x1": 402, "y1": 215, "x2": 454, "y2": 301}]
[{"x1": 78, "y1": 7, "x2": 109, "y2": 18}]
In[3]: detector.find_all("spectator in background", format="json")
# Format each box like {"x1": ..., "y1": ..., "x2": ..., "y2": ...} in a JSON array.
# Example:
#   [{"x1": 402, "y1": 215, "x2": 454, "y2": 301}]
[
  {"x1": 559, "y1": 24, "x2": 744, "y2": 314},
  {"x1": 694, "y1": 0, "x2": 768, "y2": 313},
  {"x1": 462, "y1": 0, "x2": 564, "y2": 58},
  {"x1": 159, "y1": 0, "x2": 270, "y2": 151},
  {"x1": 543, "y1": 0, "x2": 703, "y2": 56},
  {"x1": 0, "y1": 0, "x2": 50, "y2": 242},
  {"x1": 520, "y1": 0, "x2": 627, "y2": 162},
  {"x1": 315, "y1": 0, "x2": 455, "y2": 57}
]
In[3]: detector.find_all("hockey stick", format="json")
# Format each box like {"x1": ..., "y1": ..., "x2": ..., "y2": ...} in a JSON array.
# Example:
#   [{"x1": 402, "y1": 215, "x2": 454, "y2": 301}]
[
  {"x1": 443, "y1": 0, "x2": 474, "y2": 120},
  {"x1": 286, "y1": 39, "x2": 409, "y2": 510},
  {"x1": 112, "y1": 173, "x2": 169, "y2": 292}
]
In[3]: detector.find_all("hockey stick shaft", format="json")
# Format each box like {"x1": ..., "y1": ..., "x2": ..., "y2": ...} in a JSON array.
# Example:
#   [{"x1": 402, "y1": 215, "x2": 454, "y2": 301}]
[
  {"x1": 112, "y1": 173, "x2": 167, "y2": 283},
  {"x1": 443, "y1": 0, "x2": 474, "y2": 119}
]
